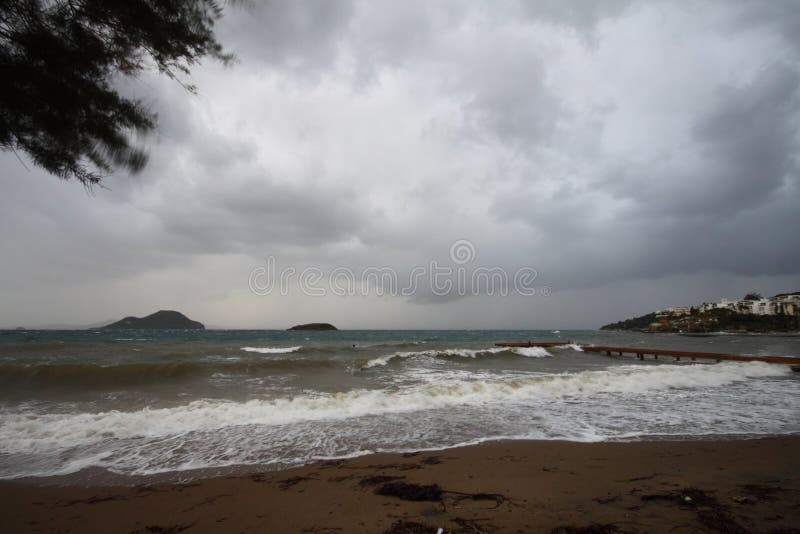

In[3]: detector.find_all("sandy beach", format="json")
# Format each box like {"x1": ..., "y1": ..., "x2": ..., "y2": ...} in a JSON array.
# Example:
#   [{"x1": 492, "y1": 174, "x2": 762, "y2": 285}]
[{"x1": 1, "y1": 436, "x2": 798, "y2": 533}]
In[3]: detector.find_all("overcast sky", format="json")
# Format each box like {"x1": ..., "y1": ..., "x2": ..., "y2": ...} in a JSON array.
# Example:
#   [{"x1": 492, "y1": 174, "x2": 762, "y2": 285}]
[{"x1": 2, "y1": 0, "x2": 799, "y2": 329}]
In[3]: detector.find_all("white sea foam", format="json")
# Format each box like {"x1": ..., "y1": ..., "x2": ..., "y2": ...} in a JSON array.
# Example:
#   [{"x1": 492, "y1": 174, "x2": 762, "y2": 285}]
[
  {"x1": 361, "y1": 349, "x2": 478, "y2": 368},
  {"x1": 240, "y1": 346, "x2": 302, "y2": 354},
  {"x1": 361, "y1": 346, "x2": 547, "y2": 368},
  {"x1": 0, "y1": 362, "x2": 788, "y2": 455},
  {"x1": 361, "y1": 353, "x2": 401, "y2": 368},
  {"x1": 544, "y1": 343, "x2": 585, "y2": 352},
  {"x1": 511, "y1": 347, "x2": 552, "y2": 358}
]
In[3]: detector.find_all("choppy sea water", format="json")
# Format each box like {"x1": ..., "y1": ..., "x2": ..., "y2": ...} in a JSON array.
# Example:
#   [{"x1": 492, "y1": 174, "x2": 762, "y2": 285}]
[{"x1": 0, "y1": 329, "x2": 798, "y2": 481}]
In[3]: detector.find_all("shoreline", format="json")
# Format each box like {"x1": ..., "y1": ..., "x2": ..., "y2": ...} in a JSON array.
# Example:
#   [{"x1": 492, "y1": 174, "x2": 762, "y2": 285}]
[
  {"x1": 2, "y1": 436, "x2": 798, "y2": 532},
  {"x1": 5, "y1": 432, "x2": 794, "y2": 488}
]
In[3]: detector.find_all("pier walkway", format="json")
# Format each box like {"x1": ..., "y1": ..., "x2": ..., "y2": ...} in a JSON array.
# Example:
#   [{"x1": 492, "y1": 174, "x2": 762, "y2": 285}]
[{"x1": 494, "y1": 342, "x2": 800, "y2": 365}]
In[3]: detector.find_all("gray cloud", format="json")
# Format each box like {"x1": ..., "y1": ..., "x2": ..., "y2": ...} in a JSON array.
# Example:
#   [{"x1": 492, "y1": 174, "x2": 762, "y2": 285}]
[
  {"x1": 599, "y1": 61, "x2": 799, "y2": 217},
  {"x1": 729, "y1": 0, "x2": 800, "y2": 53},
  {"x1": 518, "y1": 0, "x2": 634, "y2": 33},
  {"x1": 150, "y1": 175, "x2": 371, "y2": 253},
  {"x1": 217, "y1": 0, "x2": 354, "y2": 74},
  {"x1": 486, "y1": 54, "x2": 800, "y2": 291},
  {"x1": 460, "y1": 48, "x2": 559, "y2": 147},
  {"x1": 690, "y1": 63, "x2": 799, "y2": 198}
]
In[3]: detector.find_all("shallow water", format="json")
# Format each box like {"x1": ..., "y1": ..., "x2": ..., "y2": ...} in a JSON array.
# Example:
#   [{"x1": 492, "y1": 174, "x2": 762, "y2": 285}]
[{"x1": 0, "y1": 329, "x2": 798, "y2": 480}]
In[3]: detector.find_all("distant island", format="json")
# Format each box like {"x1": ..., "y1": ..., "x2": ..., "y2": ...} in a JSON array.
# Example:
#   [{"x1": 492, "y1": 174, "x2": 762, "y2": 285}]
[
  {"x1": 102, "y1": 310, "x2": 205, "y2": 330},
  {"x1": 287, "y1": 323, "x2": 338, "y2": 331},
  {"x1": 601, "y1": 292, "x2": 800, "y2": 333}
]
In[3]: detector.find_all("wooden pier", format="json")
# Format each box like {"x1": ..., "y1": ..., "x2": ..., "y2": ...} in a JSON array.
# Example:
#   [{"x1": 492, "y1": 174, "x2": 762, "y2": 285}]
[
  {"x1": 495, "y1": 342, "x2": 800, "y2": 365},
  {"x1": 579, "y1": 345, "x2": 800, "y2": 365},
  {"x1": 495, "y1": 341, "x2": 570, "y2": 348}
]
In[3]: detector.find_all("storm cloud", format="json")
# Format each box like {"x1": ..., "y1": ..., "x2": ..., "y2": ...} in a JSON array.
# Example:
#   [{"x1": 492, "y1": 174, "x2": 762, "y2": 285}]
[{"x1": 1, "y1": 0, "x2": 798, "y2": 329}]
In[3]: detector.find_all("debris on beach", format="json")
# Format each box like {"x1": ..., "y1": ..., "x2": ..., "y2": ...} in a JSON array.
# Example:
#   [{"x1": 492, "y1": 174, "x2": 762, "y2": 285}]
[{"x1": 374, "y1": 482, "x2": 442, "y2": 501}]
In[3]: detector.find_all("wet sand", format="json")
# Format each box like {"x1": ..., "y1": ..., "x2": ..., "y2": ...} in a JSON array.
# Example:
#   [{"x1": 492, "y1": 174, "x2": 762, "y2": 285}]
[{"x1": 1, "y1": 437, "x2": 798, "y2": 533}]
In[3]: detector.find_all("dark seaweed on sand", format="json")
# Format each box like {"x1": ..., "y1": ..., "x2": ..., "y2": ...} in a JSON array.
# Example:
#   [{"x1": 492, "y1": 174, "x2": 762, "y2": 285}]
[
  {"x1": 374, "y1": 481, "x2": 442, "y2": 501},
  {"x1": 640, "y1": 487, "x2": 748, "y2": 534},
  {"x1": 382, "y1": 520, "x2": 437, "y2": 534},
  {"x1": 550, "y1": 525, "x2": 624, "y2": 534}
]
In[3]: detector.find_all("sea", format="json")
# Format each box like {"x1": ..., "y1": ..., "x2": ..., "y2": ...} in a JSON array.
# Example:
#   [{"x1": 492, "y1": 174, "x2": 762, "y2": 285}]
[{"x1": 0, "y1": 329, "x2": 798, "y2": 483}]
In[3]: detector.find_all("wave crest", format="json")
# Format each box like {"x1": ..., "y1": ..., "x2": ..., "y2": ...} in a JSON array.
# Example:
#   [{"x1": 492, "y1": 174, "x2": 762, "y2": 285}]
[
  {"x1": 241, "y1": 346, "x2": 302, "y2": 354},
  {"x1": 362, "y1": 346, "x2": 551, "y2": 368}
]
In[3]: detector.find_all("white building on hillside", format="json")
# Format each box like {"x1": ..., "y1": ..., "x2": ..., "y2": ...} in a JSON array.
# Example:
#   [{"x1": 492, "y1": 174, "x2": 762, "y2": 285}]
[{"x1": 707, "y1": 294, "x2": 800, "y2": 316}]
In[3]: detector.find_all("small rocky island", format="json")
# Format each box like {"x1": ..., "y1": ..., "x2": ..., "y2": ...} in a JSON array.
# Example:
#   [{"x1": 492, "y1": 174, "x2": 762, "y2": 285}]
[
  {"x1": 287, "y1": 323, "x2": 338, "y2": 331},
  {"x1": 102, "y1": 310, "x2": 205, "y2": 330}
]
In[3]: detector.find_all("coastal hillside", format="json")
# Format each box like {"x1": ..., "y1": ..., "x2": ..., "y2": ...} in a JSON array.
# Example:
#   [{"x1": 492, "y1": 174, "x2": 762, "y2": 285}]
[
  {"x1": 601, "y1": 292, "x2": 800, "y2": 333},
  {"x1": 102, "y1": 310, "x2": 205, "y2": 330},
  {"x1": 599, "y1": 313, "x2": 658, "y2": 332},
  {"x1": 601, "y1": 310, "x2": 799, "y2": 333}
]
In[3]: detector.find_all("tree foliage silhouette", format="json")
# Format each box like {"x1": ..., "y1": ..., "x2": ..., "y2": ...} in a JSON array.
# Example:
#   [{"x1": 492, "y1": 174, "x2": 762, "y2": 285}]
[{"x1": 0, "y1": 0, "x2": 232, "y2": 185}]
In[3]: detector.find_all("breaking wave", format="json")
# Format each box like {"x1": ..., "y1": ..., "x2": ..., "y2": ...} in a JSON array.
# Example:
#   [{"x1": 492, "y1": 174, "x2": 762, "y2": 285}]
[
  {"x1": 362, "y1": 346, "x2": 551, "y2": 368},
  {"x1": 1, "y1": 361, "x2": 786, "y2": 455},
  {"x1": 512, "y1": 346, "x2": 553, "y2": 358},
  {"x1": 241, "y1": 346, "x2": 302, "y2": 354}
]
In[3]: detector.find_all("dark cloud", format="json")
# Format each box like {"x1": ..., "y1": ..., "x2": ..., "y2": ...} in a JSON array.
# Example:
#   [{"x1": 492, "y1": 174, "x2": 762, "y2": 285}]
[
  {"x1": 150, "y1": 175, "x2": 372, "y2": 253},
  {"x1": 597, "y1": 62, "x2": 799, "y2": 218},
  {"x1": 488, "y1": 58, "x2": 800, "y2": 291}
]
